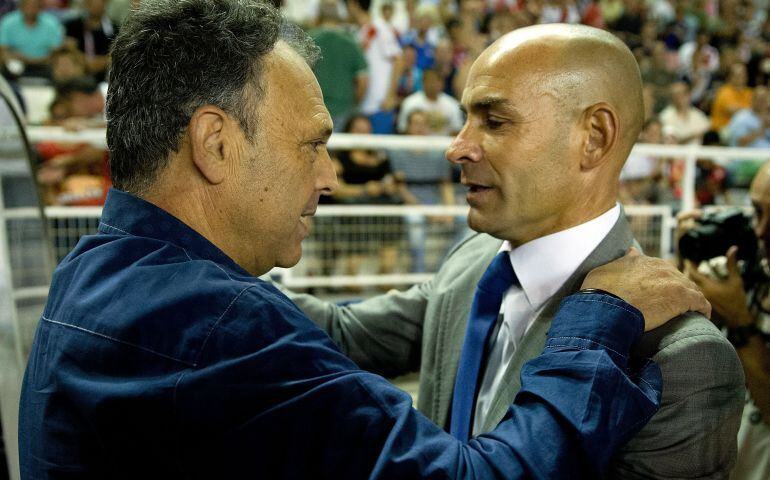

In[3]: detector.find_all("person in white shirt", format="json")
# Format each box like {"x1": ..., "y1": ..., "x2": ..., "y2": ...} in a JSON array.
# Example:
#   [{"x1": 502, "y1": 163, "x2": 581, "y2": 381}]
[
  {"x1": 659, "y1": 81, "x2": 711, "y2": 145},
  {"x1": 397, "y1": 68, "x2": 464, "y2": 135},
  {"x1": 349, "y1": 0, "x2": 402, "y2": 117}
]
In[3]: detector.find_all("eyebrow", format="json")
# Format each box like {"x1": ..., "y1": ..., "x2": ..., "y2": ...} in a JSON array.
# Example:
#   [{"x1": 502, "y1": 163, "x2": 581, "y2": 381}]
[
  {"x1": 460, "y1": 97, "x2": 519, "y2": 117},
  {"x1": 315, "y1": 124, "x2": 333, "y2": 141}
]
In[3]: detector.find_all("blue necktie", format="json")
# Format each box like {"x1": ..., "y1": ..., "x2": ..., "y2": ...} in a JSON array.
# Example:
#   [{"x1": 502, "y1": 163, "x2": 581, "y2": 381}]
[{"x1": 449, "y1": 251, "x2": 516, "y2": 441}]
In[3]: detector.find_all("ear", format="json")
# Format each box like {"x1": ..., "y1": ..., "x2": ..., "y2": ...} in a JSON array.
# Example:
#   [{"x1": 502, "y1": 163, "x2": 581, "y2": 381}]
[
  {"x1": 580, "y1": 103, "x2": 618, "y2": 171},
  {"x1": 189, "y1": 105, "x2": 228, "y2": 185}
]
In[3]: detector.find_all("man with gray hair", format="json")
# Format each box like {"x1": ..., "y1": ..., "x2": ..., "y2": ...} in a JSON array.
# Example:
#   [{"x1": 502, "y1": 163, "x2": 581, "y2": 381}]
[{"x1": 18, "y1": 1, "x2": 710, "y2": 478}]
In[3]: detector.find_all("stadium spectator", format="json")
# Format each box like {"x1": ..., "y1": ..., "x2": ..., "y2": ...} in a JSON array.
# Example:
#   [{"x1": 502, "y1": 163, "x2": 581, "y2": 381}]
[
  {"x1": 63, "y1": 0, "x2": 116, "y2": 80},
  {"x1": 52, "y1": 76, "x2": 105, "y2": 128},
  {"x1": 660, "y1": 81, "x2": 712, "y2": 145},
  {"x1": 390, "y1": 109, "x2": 454, "y2": 206},
  {"x1": 598, "y1": 0, "x2": 624, "y2": 27},
  {"x1": 390, "y1": 109, "x2": 456, "y2": 272},
  {"x1": 725, "y1": 85, "x2": 770, "y2": 148},
  {"x1": 538, "y1": 0, "x2": 581, "y2": 25},
  {"x1": 679, "y1": 162, "x2": 770, "y2": 480},
  {"x1": 679, "y1": 32, "x2": 720, "y2": 104},
  {"x1": 395, "y1": 44, "x2": 422, "y2": 102},
  {"x1": 0, "y1": 0, "x2": 64, "y2": 78},
  {"x1": 712, "y1": 62, "x2": 753, "y2": 131},
  {"x1": 640, "y1": 41, "x2": 678, "y2": 109},
  {"x1": 107, "y1": 0, "x2": 141, "y2": 27},
  {"x1": 350, "y1": 0, "x2": 402, "y2": 133},
  {"x1": 332, "y1": 114, "x2": 414, "y2": 280},
  {"x1": 309, "y1": 0, "x2": 368, "y2": 130},
  {"x1": 432, "y1": 37, "x2": 460, "y2": 97},
  {"x1": 36, "y1": 76, "x2": 110, "y2": 206},
  {"x1": 397, "y1": 68, "x2": 463, "y2": 135},
  {"x1": 403, "y1": 3, "x2": 441, "y2": 70},
  {"x1": 620, "y1": 118, "x2": 667, "y2": 206},
  {"x1": 49, "y1": 46, "x2": 88, "y2": 84}
]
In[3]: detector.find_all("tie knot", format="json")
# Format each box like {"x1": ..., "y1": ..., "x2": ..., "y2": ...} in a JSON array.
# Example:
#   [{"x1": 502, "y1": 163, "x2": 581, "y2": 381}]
[{"x1": 477, "y1": 251, "x2": 517, "y2": 296}]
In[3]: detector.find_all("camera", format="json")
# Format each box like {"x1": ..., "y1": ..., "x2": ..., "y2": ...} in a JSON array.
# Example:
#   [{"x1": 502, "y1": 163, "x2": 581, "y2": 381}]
[{"x1": 678, "y1": 208, "x2": 766, "y2": 289}]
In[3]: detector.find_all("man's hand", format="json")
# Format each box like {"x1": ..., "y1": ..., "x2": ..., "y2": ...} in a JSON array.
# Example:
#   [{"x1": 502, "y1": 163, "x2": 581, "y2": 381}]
[
  {"x1": 582, "y1": 248, "x2": 711, "y2": 331},
  {"x1": 684, "y1": 246, "x2": 754, "y2": 327}
]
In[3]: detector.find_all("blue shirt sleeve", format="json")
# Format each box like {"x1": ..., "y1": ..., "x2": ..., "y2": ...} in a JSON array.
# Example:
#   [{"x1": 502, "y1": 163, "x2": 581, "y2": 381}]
[{"x1": 173, "y1": 287, "x2": 661, "y2": 479}]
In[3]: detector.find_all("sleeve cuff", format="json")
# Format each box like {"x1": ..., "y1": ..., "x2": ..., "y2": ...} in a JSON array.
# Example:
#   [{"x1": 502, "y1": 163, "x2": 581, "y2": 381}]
[{"x1": 545, "y1": 293, "x2": 644, "y2": 367}]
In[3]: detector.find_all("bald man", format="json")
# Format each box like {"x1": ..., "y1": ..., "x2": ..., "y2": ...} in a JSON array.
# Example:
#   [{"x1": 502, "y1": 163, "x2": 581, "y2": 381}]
[{"x1": 289, "y1": 25, "x2": 745, "y2": 478}]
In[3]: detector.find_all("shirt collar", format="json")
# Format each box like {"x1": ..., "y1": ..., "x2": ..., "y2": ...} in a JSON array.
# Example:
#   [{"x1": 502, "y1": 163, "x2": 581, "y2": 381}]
[
  {"x1": 98, "y1": 188, "x2": 251, "y2": 277},
  {"x1": 499, "y1": 204, "x2": 620, "y2": 308}
]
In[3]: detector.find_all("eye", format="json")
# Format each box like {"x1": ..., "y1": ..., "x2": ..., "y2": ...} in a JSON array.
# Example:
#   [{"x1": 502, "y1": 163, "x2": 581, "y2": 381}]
[{"x1": 485, "y1": 116, "x2": 504, "y2": 130}]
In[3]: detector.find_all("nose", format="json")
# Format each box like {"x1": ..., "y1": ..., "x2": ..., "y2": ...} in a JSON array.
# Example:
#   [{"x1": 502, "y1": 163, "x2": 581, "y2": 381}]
[
  {"x1": 446, "y1": 123, "x2": 483, "y2": 165},
  {"x1": 317, "y1": 148, "x2": 339, "y2": 196}
]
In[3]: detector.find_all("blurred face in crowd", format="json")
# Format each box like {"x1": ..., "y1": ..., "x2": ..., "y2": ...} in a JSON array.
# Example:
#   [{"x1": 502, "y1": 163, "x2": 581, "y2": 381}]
[
  {"x1": 347, "y1": 115, "x2": 372, "y2": 134},
  {"x1": 226, "y1": 42, "x2": 336, "y2": 273},
  {"x1": 406, "y1": 111, "x2": 429, "y2": 136},
  {"x1": 434, "y1": 39, "x2": 453, "y2": 66},
  {"x1": 52, "y1": 56, "x2": 85, "y2": 83},
  {"x1": 640, "y1": 120, "x2": 662, "y2": 143},
  {"x1": 86, "y1": 0, "x2": 107, "y2": 18},
  {"x1": 671, "y1": 82, "x2": 691, "y2": 111},
  {"x1": 751, "y1": 86, "x2": 769, "y2": 114},
  {"x1": 422, "y1": 70, "x2": 443, "y2": 100},
  {"x1": 403, "y1": 46, "x2": 417, "y2": 69},
  {"x1": 729, "y1": 63, "x2": 748, "y2": 88},
  {"x1": 459, "y1": 0, "x2": 485, "y2": 17},
  {"x1": 20, "y1": 0, "x2": 41, "y2": 22},
  {"x1": 381, "y1": 3, "x2": 394, "y2": 22},
  {"x1": 67, "y1": 91, "x2": 104, "y2": 118}
]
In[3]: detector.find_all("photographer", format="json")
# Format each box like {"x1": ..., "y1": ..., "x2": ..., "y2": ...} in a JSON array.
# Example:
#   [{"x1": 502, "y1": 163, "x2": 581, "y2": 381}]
[{"x1": 678, "y1": 162, "x2": 770, "y2": 480}]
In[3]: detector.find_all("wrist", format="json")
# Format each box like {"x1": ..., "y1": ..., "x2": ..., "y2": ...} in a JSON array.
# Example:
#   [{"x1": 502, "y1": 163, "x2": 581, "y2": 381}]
[{"x1": 729, "y1": 306, "x2": 755, "y2": 328}]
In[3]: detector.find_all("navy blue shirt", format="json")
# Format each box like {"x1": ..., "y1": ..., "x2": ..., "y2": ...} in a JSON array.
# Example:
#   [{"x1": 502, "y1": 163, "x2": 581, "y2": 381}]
[{"x1": 20, "y1": 189, "x2": 662, "y2": 479}]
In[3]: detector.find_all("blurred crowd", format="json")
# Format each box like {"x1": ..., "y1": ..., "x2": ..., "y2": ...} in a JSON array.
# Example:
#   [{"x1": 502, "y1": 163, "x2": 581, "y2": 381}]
[{"x1": 4, "y1": 0, "x2": 770, "y2": 209}]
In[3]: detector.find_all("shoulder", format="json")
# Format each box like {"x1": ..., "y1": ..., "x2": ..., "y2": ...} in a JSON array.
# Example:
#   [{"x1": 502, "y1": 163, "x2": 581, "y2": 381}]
[
  {"x1": 39, "y1": 12, "x2": 63, "y2": 28},
  {"x1": 635, "y1": 312, "x2": 744, "y2": 396},
  {"x1": 637, "y1": 312, "x2": 733, "y2": 358},
  {"x1": 0, "y1": 10, "x2": 19, "y2": 27},
  {"x1": 615, "y1": 313, "x2": 745, "y2": 478}
]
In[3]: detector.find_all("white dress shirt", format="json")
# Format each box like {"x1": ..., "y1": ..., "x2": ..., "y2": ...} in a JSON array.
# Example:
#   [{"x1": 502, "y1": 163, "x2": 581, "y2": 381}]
[{"x1": 472, "y1": 204, "x2": 621, "y2": 436}]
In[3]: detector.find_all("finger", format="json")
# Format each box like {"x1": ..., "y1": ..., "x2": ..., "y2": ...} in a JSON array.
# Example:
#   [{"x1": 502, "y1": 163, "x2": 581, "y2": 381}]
[
  {"x1": 688, "y1": 288, "x2": 712, "y2": 319},
  {"x1": 626, "y1": 247, "x2": 641, "y2": 257},
  {"x1": 683, "y1": 260, "x2": 707, "y2": 286},
  {"x1": 726, "y1": 245, "x2": 740, "y2": 277}
]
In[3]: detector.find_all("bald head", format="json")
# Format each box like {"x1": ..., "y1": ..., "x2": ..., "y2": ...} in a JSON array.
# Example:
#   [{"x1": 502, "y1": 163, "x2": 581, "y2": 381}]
[
  {"x1": 477, "y1": 24, "x2": 644, "y2": 166},
  {"x1": 449, "y1": 24, "x2": 644, "y2": 243}
]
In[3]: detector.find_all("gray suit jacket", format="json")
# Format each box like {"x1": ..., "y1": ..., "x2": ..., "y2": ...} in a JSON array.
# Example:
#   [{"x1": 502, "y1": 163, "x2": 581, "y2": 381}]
[{"x1": 289, "y1": 213, "x2": 746, "y2": 479}]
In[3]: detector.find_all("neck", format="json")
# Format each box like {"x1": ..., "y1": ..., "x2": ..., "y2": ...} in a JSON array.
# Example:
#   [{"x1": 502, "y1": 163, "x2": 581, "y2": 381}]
[{"x1": 507, "y1": 197, "x2": 616, "y2": 248}]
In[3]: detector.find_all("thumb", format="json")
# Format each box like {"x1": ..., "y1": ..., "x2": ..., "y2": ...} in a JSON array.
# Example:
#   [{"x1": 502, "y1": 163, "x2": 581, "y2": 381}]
[{"x1": 627, "y1": 247, "x2": 641, "y2": 257}]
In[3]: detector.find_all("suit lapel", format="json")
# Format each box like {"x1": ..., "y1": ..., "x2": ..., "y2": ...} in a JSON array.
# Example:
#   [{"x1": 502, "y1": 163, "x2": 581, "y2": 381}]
[
  {"x1": 480, "y1": 211, "x2": 636, "y2": 433},
  {"x1": 433, "y1": 239, "x2": 501, "y2": 428}
]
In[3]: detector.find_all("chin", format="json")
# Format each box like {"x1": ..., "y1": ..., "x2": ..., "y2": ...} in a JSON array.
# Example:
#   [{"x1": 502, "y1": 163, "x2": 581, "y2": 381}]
[
  {"x1": 273, "y1": 245, "x2": 303, "y2": 269},
  {"x1": 467, "y1": 210, "x2": 491, "y2": 235}
]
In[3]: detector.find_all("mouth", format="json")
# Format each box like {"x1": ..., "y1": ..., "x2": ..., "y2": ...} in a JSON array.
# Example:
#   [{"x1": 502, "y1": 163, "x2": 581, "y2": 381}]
[{"x1": 462, "y1": 178, "x2": 492, "y2": 193}]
